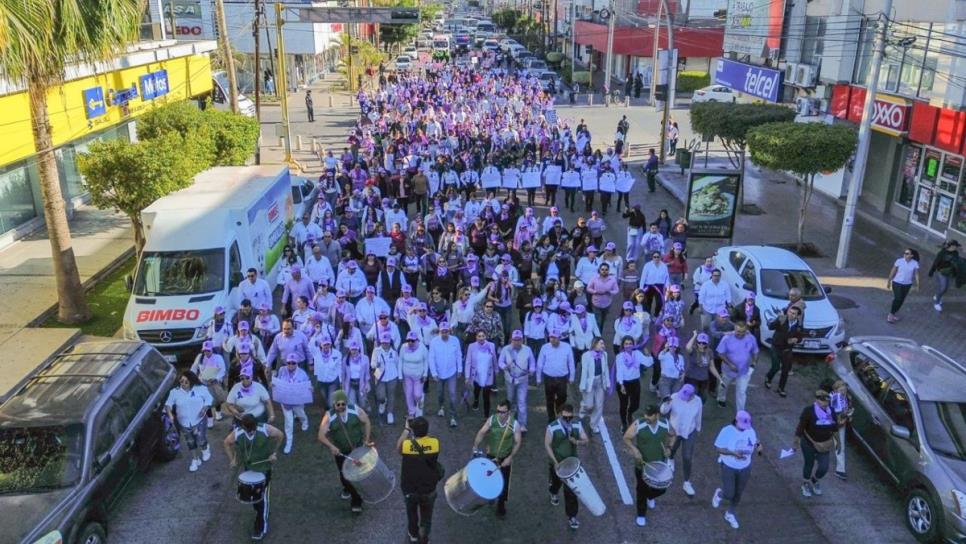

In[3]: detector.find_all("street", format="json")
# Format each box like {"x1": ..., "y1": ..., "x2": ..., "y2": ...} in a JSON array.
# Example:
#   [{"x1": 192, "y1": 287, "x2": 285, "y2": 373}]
[{"x1": 103, "y1": 77, "x2": 933, "y2": 544}]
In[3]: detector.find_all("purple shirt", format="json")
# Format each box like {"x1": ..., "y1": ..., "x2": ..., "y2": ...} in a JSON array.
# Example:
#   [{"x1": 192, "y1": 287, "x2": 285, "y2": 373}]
[
  {"x1": 266, "y1": 330, "x2": 311, "y2": 369},
  {"x1": 588, "y1": 275, "x2": 619, "y2": 309},
  {"x1": 716, "y1": 332, "x2": 759, "y2": 378},
  {"x1": 283, "y1": 276, "x2": 315, "y2": 306}
]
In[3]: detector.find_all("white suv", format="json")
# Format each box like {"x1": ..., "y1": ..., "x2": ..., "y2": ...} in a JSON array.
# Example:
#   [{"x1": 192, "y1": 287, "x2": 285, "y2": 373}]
[{"x1": 713, "y1": 245, "x2": 846, "y2": 353}]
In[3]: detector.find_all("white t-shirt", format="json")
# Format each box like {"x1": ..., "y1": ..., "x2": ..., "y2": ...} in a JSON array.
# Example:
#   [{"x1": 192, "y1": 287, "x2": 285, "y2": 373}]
[
  {"x1": 892, "y1": 258, "x2": 919, "y2": 285},
  {"x1": 227, "y1": 382, "x2": 270, "y2": 418},
  {"x1": 165, "y1": 385, "x2": 213, "y2": 428},
  {"x1": 714, "y1": 424, "x2": 758, "y2": 470}
]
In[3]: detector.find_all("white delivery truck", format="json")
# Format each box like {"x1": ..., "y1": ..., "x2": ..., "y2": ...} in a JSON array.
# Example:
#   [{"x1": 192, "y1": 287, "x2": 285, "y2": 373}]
[{"x1": 122, "y1": 166, "x2": 299, "y2": 361}]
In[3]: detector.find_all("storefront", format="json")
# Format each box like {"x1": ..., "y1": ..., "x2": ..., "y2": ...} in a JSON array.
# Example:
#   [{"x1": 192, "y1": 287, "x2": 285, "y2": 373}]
[{"x1": 0, "y1": 41, "x2": 215, "y2": 248}]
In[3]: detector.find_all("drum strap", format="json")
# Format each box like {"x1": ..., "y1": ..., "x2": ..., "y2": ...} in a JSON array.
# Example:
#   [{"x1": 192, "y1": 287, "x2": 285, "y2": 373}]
[{"x1": 494, "y1": 417, "x2": 514, "y2": 458}]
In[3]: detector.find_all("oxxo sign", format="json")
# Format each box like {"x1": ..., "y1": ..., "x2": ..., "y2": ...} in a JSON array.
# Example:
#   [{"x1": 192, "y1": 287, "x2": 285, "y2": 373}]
[
  {"x1": 714, "y1": 58, "x2": 783, "y2": 103},
  {"x1": 870, "y1": 97, "x2": 910, "y2": 136}
]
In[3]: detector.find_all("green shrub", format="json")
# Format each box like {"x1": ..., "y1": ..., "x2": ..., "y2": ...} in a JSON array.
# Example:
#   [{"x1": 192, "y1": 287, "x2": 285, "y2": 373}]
[{"x1": 677, "y1": 71, "x2": 710, "y2": 93}]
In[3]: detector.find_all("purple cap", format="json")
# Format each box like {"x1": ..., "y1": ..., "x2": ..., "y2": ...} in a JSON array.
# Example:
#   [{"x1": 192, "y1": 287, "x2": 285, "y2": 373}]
[
  {"x1": 605, "y1": 242, "x2": 616, "y2": 251},
  {"x1": 717, "y1": 308, "x2": 730, "y2": 318},
  {"x1": 669, "y1": 284, "x2": 681, "y2": 293},
  {"x1": 586, "y1": 245, "x2": 598, "y2": 253},
  {"x1": 286, "y1": 353, "x2": 299, "y2": 363},
  {"x1": 736, "y1": 410, "x2": 752, "y2": 430},
  {"x1": 290, "y1": 265, "x2": 301, "y2": 274},
  {"x1": 240, "y1": 367, "x2": 253, "y2": 378},
  {"x1": 697, "y1": 333, "x2": 710, "y2": 343},
  {"x1": 548, "y1": 330, "x2": 561, "y2": 338},
  {"x1": 387, "y1": 257, "x2": 397, "y2": 266},
  {"x1": 238, "y1": 321, "x2": 250, "y2": 331},
  {"x1": 511, "y1": 329, "x2": 523, "y2": 340},
  {"x1": 550, "y1": 206, "x2": 558, "y2": 213},
  {"x1": 439, "y1": 322, "x2": 451, "y2": 331},
  {"x1": 336, "y1": 289, "x2": 347, "y2": 297},
  {"x1": 679, "y1": 383, "x2": 696, "y2": 400},
  {"x1": 406, "y1": 331, "x2": 419, "y2": 341},
  {"x1": 312, "y1": 312, "x2": 324, "y2": 322},
  {"x1": 378, "y1": 309, "x2": 389, "y2": 318},
  {"x1": 202, "y1": 341, "x2": 214, "y2": 351},
  {"x1": 574, "y1": 304, "x2": 586, "y2": 314},
  {"x1": 348, "y1": 340, "x2": 360, "y2": 350},
  {"x1": 666, "y1": 337, "x2": 680, "y2": 348},
  {"x1": 347, "y1": 260, "x2": 358, "y2": 269},
  {"x1": 402, "y1": 284, "x2": 413, "y2": 293},
  {"x1": 259, "y1": 302, "x2": 271, "y2": 311},
  {"x1": 745, "y1": 292, "x2": 756, "y2": 301},
  {"x1": 366, "y1": 285, "x2": 375, "y2": 293},
  {"x1": 532, "y1": 297, "x2": 543, "y2": 307},
  {"x1": 320, "y1": 335, "x2": 332, "y2": 345},
  {"x1": 466, "y1": 254, "x2": 478, "y2": 261},
  {"x1": 380, "y1": 333, "x2": 393, "y2": 344},
  {"x1": 559, "y1": 301, "x2": 572, "y2": 312},
  {"x1": 214, "y1": 306, "x2": 225, "y2": 315},
  {"x1": 622, "y1": 301, "x2": 634, "y2": 310},
  {"x1": 501, "y1": 254, "x2": 512, "y2": 262},
  {"x1": 673, "y1": 242, "x2": 684, "y2": 250}
]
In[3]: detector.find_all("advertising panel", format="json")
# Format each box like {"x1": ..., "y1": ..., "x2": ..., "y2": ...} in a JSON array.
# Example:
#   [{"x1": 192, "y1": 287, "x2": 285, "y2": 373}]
[
  {"x1": 685, "y1": 171, "x2": 741, "y2": 238},
  {"x1": 722, "y1": 0, "x2": 786, "y2": 61},
  {"x1": 714, "y1": 58, "x2": 783, "y2": 103},
  {"x1": 247, "y1": 170, "x2": 294, "y2": 278}
]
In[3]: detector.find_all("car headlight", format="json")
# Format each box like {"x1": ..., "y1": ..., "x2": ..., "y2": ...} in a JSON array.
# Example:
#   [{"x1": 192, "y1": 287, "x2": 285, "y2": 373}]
[
  {"x1": 194, "y1": 319, "x2": 212, "y2": 340},
  {"x1": 122, "y1": 319, "x2": 138, "y2": 340},
  {"x1": 833, "y1": 318, "x2": 845, "y2": 337},
  {"x1": 32, "y1": 531, "x2": 63, "y2": 544},
  {"x1": 953, "y1": 489, "x2": 966, "y2": 518}
]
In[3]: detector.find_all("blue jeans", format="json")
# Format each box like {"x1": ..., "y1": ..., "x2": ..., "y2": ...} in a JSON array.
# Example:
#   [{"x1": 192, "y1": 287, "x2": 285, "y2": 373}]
[
  {"x1": 504, "y1": 378, "x2": 529, "y2": 428},
  {"x1": 436, "y1": 375, "x2": 459, "y2": 419}
]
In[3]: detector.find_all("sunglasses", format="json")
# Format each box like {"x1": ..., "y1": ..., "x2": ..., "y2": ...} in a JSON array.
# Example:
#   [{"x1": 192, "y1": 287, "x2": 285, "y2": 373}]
[
  {"x1": 496, "y1": 410, "x2": 510, "y2": 415},
  {"x1": 334, "y1": 402, "x2": 347, "y2": 407},
  {"x1": 241, "y1": 376, "x2": 253, "y2": 381}
]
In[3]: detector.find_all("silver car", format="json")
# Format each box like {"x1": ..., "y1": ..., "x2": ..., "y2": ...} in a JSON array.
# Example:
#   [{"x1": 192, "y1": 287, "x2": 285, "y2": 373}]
[{"x1": 831, "y1": 337, "x2": 966, "y2": 543}]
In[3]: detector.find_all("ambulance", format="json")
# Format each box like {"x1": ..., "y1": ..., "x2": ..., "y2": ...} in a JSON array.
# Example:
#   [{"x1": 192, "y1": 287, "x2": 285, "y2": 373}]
[{"x1": 122, "y1": 166, "x2": 300, "y2": 361}]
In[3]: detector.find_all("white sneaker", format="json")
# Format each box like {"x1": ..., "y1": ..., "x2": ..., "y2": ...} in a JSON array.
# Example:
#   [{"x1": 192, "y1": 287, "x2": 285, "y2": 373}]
[
  {"x1": 189, "y1": 459, "x2": 200, "y2": 472},
  {"x1": 724, "y1": 511, "x2": 739, "y2": 529},
  {"x1": 683, "y1": 481, "x2": 695, "y2": 496},
  {"x1": 206, "y1": 417, "x2": 214, "y2": 429},
  {"x1": 416, "y1": 407, "x2": 423, "y2": 417},
  {"x1": 437, "y1": 407, "x2": 445, "y2": 417},
  {"x1": 667, "y1": 458, "x2": 675, "y2": 471},
  {"x1": 711, "y1": 488, "x2": 722, "y2": 508},
  {"x1": 646, "y1": 498, "x2": 656, "y2": 509},
  {"x1": 201, "y1": 445, "x2": 211, "y2": 462},
  {"x1": 635, "y1": 516, "x2": 646, "y2": 527},
  {"x1": 378, "y1": 402, "x2": 386, "y2": 415},
  {"x1": 301, "y1": 419, "x2": 309, "y2": 432},
  {"x1": 283, "y1": 442, "x2": 293, "y2": 455},
  {"x1": 934, "y1": 303, "x2": 943, "y2": 312},
  {"x1": 214, "y1": 411, "x2": 223, "y2": 421},
  {"x1": 387, "y1": 412, "x2": 395, "y2": 425},
  {"x1": 449, "y1": 417, "x2": 458, "y2": 428}
]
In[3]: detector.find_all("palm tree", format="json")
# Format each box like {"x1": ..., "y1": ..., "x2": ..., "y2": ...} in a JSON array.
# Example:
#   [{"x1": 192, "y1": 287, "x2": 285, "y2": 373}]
[{"x1": 0, "y1": 0, "x2": 144, "y2": 323}]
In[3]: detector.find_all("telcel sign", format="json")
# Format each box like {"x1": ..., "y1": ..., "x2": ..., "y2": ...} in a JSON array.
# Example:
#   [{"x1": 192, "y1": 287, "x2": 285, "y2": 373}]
[{"x1": 714, "y1": 59, "x2": 783, "y2": 103}]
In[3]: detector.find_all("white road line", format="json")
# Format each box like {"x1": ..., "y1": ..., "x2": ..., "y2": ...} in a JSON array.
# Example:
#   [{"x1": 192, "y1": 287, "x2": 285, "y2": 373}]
[{"x1": 598, "y1": 418, "x2": 633, "y2": 505}]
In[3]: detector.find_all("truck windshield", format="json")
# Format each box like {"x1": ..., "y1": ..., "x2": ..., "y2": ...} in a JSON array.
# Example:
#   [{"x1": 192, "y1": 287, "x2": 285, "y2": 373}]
[
  {"x1": 0, "y1": 424, "x2": 85, "y2": 494},
  {"x1": 134, "y1": 249, "x2": 225, "y2": 296},
  {"x1": 433, "y1": 40, "x2": 448, "y2": 49}
]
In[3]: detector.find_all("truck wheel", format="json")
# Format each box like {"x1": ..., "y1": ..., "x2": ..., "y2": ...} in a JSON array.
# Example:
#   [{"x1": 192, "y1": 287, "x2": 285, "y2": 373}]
[
  {"x1": 906, "y1": 488, "x2": 942, "y2": 543},
  {"x1": 155, "y1": 413, "x2": 180, "y2": 462},
  {"x1": 77, "y1": 522, "x2": 107, "y2": 544}
]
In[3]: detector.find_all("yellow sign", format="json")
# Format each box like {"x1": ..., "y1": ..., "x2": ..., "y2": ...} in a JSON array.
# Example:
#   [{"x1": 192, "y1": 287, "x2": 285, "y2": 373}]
[{"x1": 0, "y1": 53, "x2": 212, "y2": 169}]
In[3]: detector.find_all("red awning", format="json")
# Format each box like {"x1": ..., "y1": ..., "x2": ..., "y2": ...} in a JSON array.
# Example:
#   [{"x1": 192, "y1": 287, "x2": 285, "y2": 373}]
[{"x1": 574, "y1": 20, "x2": 724, "y2": 58}]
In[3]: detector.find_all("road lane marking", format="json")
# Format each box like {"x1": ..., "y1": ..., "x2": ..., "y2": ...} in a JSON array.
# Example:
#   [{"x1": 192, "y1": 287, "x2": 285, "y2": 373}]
[{"x1": 598, "y1": 418, "x2": 633, "y2": 505}]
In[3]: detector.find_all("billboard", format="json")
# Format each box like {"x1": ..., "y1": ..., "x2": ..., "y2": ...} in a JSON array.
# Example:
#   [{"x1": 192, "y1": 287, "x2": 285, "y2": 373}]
[
  {"x1": 714, "y1": 58, "x2": 783, "y2": 102},
  {"x1": 247, "y1": 170, "x2": 294, "y2": 278},
  {"x1": 685, "y1": 171, "x2": 742, "y2": 239},
  {"x1": 722, "y1": 0, "x2": 786, "y2": 61}
]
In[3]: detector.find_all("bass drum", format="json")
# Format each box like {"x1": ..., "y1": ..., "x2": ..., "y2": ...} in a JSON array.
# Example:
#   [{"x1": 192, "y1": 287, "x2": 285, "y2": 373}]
[
  {"x1": 341, "y1": 446, "x2": 396, "y2": 504},
  {"x1": 444, "y1": 457, "x2": 504, "y2": 516}
]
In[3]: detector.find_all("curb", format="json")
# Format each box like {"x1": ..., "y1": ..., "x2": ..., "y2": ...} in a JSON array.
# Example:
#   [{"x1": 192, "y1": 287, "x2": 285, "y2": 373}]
[{"x1": 28, "y1": 245, "x2": 136, "y2": 328}]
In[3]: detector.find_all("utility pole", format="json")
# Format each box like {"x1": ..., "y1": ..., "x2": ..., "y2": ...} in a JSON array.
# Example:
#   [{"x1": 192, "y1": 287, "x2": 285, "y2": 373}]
[
  {"x1": 214, "y1": 0, "x2": 239, "y2": 114},
  {"x1": 603, "y1": 0, "x2": 615, "y2": 106},
  {"x1": 570, "y1": 0, "x2": 576, "y2": 78},
  {"x1": 836, "y1": 2, "x2": 892, "y2": 269},
  {"x1": 253, "y1": 0, "x2": 262, "y2": 121},
  {"x1": 275, "y1": 2, "x2": 293, "y2": 164},
  {"x1": 649, "y1": 0, "x2": 662, "y2": 106},
  {"x1": 262, "y1": 10, "x2": 277, "y2": 97},
  {"x1": 658, "y1": 0, "x2": 674, "y2": 164},
  {"x1": 167, "y1": 0, "x2": 178, "y2": 40}
]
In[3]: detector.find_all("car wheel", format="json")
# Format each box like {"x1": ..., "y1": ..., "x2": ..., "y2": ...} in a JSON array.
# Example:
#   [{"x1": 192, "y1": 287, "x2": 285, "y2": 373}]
[
  {"x1": 78, "y1": 522, "x2": 107, "y2": 544},
  {"x1": 708, "y1": 99, "x2": 717, "y2": 102},
  {"x1": 155, "y1": 413, "x2": 180, "y2": 462},
  {"x1": 906, "y1": 488, "x2": 942, "y2": 543}
]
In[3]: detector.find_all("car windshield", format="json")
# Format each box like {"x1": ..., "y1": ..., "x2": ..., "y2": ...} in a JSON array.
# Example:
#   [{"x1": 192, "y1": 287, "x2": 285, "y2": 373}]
[
  {"x1": 0, "y1": 424, "x2": 85, "y2": 494},
  {"x1": 920, "y1": 401, "x2": 966, "y2": 461},
  {"x1": 133, "y1": 249, "x2": 225, "y2": 296},
  {"x1": 433, "y1": 40, "x2": 448, "y2": 48},
  {"x1": 760, "y1": 269, "x2": 825, "y2": 301}
]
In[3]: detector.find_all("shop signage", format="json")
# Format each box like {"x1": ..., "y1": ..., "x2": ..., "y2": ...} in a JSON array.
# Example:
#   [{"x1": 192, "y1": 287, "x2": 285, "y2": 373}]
[
  {"x1": 685, "y1": 170, "x2": 742, "y2": 238},
  {"x1": 869, "y1": 96, "x2": 910, "y2": 136},
  {"x1": 140, "y1": 70, "x2": 170, "y2": 101},
  {"x1": 714, "y1": 58, "x2": 782, "y2": 103},
  {"x1": 82, "y1": 87, "x2": 106, "y2": 119}
]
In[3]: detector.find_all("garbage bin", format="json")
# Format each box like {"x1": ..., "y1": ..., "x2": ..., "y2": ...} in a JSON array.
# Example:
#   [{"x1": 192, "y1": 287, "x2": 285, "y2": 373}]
[{"x1": 675, "y1": 149, "x2": 691, "y2": 174}]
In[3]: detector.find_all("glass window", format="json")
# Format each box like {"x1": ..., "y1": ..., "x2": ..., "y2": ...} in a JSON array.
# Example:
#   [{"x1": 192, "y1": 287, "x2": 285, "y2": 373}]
[
  {"x1": 851, "y1": 353, "x2": 893, "y2": 398},
  {"x1": 728, "y1": 251, "x2": 745, "y2": 272},
  {"x1": 228, "y1": 241, "x2": 243, "y2": 286},
  {"x1": 133, "y1": 249, "x2": 226, "y2": 296},
  {"x1": 895, "y1": 145, "x2": 920, "y2": 208},
  {"x1": 94, "y1": 402, "x2": 127, "y2": 459},
  {"x1": 138, "y1": 351, "x2": 172, "y2": 390},
  {"x1": 116, "y1": 373, "x2": 152, "y2": 425},
  {"x1": 739, "y1": 261, "x2": 757, "y2": 291},
  {"x1": 0, "y1": 424, "x2": 86, "y2": 493},
  {"x1": 953, "y1": 182, "x2": 966, "y2": 234},
  {"x1": 760, "y1": 269, "x2": 826, "y2": 301},
  {"x1": 882, "y1": 381, "x2": 916, "y2": 433},
  {"x1": 853, "y1": 21, "x2": 875, "y2": 85},
  {"x1": 940, "y1": 154, "x2": 962, "y2": 192},
  {"x1": 0, "y1": 162, "x2": 38, "y2": 236},
  {"x1": 919, "y1": 401, "x2": 966, "y2": 461},
  {"x1": 921, "y1": 149, "x2": 942, "y2": 183}
]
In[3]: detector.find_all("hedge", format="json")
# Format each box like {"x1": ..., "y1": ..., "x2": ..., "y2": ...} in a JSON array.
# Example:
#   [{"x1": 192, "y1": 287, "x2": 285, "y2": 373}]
[{"x1": 677, "y1": 71, "x2": 710, "y2": 93}]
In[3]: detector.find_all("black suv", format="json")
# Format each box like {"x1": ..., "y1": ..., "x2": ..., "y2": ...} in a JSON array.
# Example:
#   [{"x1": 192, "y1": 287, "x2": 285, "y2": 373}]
[{"x1": 0, "y1": 340, "x2": 178, "y2": 544}]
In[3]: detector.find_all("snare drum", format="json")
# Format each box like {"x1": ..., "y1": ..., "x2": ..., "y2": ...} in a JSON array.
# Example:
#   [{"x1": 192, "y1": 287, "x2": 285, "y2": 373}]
[
  {"x1": 642, "y1": 461, "x2": 674, "y2": 489},
  {"x1": 237, "y1": 471, "x2": 268, "y2": 503}
]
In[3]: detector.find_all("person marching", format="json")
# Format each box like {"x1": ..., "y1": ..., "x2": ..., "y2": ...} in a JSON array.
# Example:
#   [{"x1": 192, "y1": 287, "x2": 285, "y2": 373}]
[
  {"x1": 711, "y1": 410, "x2": 762, "y2": 529},
  {"x1": 577, "y1": 337, "x2": 610, "y2": 435},
  {"x1": 660, "y1": 383, "x2": 703, "y2": 497},
  {"x1": 498, "y1": 330, "x2": 536, "y2": 433},
  {"x1": 272, "y1": 354, "x2": 313, "y2": 454},
  {"x1": 398, "y1": 416, "x2": 443, "y2": 544},
  {"x1": 165, "y1": 370, "x2": 214, "y2": 473},
  {"x1": 471, "y1": 399, "x2": 523, "y2": 518},
  {"x1": 223, "y1": 414, "x2": 284, "y2": 540},
  {"x1": 317, "y1": 389, "x2": 374, "y2": 514},
  {"x1": 622, "y1": 404, "x2": 675, "y2": 527},
  {"x1": 544, "y1": 403, "x2": 589, "y2": 530}
]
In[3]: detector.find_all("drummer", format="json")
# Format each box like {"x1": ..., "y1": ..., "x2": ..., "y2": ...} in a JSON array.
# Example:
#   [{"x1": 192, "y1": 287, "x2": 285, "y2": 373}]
[
  {"x1": 317, "y1": 389, "x2": 374, "y2": 514},
  {"x1": 622, "y1": 404, "x2": 676, "y2": 527},
  {"x1": 223, "y1": 414, "x2": 284, "y2": 540},
  {"x1": 471, "y1": 399, "x2": 523, "y2": 518},
  {"x1": 543, "y1": 403, "x2": 589, "y2": 530}
]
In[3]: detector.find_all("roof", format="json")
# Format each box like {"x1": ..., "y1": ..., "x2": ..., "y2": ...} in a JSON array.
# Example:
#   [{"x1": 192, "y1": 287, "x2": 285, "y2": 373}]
[
  {"x1": 143, "y1": 166, "x2": 287, "y2": 214},
  {"x1": 574, "y1": 20, "x2": 724, "y2": 58},
  {"x1": 852, "y1": 337, "x2": 966, "y2": 402},
  {"x1": 723, "y1": 245, "x2": 811, "y2": 270}
]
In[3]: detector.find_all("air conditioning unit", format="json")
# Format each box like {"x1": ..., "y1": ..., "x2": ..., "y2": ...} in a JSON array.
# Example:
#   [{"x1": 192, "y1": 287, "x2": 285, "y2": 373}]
[
  {"x1": 796, "y1": 64, "x2": 818, "y2": 88},
  {"x1": 784, "y1": 63, "x2": 798, "y2": 85},
  {"x1": 795, "y1": 96, "x2": 820, "y2": 116}
]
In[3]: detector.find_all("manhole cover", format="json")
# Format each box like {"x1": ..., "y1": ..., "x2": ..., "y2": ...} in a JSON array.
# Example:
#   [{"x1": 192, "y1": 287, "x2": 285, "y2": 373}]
[
  {"x1": 741, "y1": 203, "x2": 765, "y2": 215},
  {"x1": 829, "y1": 295, "x2": 858, "y2": 310}
]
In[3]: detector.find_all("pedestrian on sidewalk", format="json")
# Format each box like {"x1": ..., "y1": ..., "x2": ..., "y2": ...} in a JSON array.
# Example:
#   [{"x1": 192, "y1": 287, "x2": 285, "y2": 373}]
[
  {"x1": 711, "y1": 410, "x2": 761, "y2": 530},
  {"x1": 886, "y1": 248, "x2": 920, "y2": 323},
  {"x1": 829, "y1": 380, "x2": 853, "y2": 481},
  {"x1": 305, "y1": 90, "x2": 315, "y2": 122},
  {"x1": 792, "y1": 389, "x2": 840, "y2": 498},
  {"x1": 667, "y1": 122, "x2": 679, "y2": 156},
  {"x1": 398, "y1": 416, "x2": 442, "y2": 544},
  {"x1": 634, "y1": 73, "x2": 643, "y2": 98},
  {"x1": 928, "y1": 239, "x2": 961, "y2": 312},
  {"x1": 644, "y1": 149, "x2": 659, "y2": 193}
]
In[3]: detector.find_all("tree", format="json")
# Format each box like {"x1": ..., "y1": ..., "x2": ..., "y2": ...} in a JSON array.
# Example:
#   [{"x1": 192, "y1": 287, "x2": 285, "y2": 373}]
[
  {"x1": 376, "y1": 0, "x2": 441, "y2": 52},
  {"x1": 77, "y1": 131, "x2": 212, "y2": 255},
  {"x1": 747, "y1": 122, "x2": 858, "y2": 251},
  {"x1": 135, "y1": 100, "x2": 205, "y2": 140},
  {"x1": 137, "y1": 103, "x2": 259, "y2": 166},
  {"x1": 0, "y1": 0, "x2": 144, "y2": 323},
  {"x1": 690, "y1": 102, "x2": 797, "y2": 168}
]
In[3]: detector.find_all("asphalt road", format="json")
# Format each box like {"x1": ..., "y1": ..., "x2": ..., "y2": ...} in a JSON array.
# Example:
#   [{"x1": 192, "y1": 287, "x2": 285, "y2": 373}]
[{"x1": 107, "y1": 75, "x2": 918, "y2": 544}]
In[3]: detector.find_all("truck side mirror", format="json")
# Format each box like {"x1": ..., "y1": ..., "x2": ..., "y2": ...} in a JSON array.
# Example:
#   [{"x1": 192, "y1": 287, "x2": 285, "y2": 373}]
[{"x1": 125, "y1": 275, "x2": 134, "y2": 292}]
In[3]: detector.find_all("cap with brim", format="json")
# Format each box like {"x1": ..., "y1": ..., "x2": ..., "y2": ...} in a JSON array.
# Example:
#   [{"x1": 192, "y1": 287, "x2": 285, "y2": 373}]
[
  {"x1": 406, "y1": 331, "x2": 419, "y2": 341},
  {"x1": 238, "y1": 321, "x2": 250, "y2": 330},
  {"x1": 697, "y1": 333, "x2": 710, "y2": 343},
  {"x1": 202, "y1": 341, "x2": 213, "y2": 351},
  {"x1": 240, "y1": 368, "x2": 253, "y2": 378},
  {"x1": 735, "y1": 410, "x2": 752, "y2": 430},
  {"x1": 439, "y1": 322, "x2": 451, "y2": 331},
  {"x1": 290, "y1": 265, "x2": 301, "y2": 274},
  {"x1": 511, "y1": 330, "x2": 523, "y2": 340},
  {"x1": 286, "y1": 353, "x2": 299, "y2": 363},
  {"x1": 717, "y1": 309, "x2": 730, "y2": 318},
  {"x1": 332, "y1": 389, "x2": 349, "y2": 404},
  {"x1": 214, "y1": 306, "x2": 225, "y2": 314},
  {"x1": 622, "y1": 301, "x2": 634, "y2": 310}
]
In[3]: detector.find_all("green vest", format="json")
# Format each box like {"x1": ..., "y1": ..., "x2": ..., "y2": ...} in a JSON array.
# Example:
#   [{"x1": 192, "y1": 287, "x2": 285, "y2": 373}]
[
  {"x1": 327, "y1": 405, "x2": 364, "y2": 454},
  {"x1": 548, "y1": 419, "x2": 583, "y2": 462},
  {"x1": 235, "y1": 424, "x2": 274, "y2": 474},
  {"x1": 635, "y1": 418, "x2": 670, "y2": 465},
  {"x1": 486, "y1": 414, "x2": 516, "y2": 459}
]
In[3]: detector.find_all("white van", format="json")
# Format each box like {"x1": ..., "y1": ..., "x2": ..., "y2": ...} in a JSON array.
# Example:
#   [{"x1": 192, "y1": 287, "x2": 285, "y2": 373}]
[{"x1": 122, "y1": 166, "x2": 301, "y2": 359}]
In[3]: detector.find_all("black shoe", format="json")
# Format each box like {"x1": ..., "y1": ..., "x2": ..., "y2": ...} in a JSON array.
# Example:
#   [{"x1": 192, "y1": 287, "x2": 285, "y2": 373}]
[
  {"x1": 496, "y1": 503, "x2": 507, "y2": 518},
  {"x1": 835, "y1": 471, "x2": 847, "y2": 481},
  {"x1": 764, "y1": 380, "x2": 771, "y2": 390},
  {"x1": 717, "y1": 401, "x2": 726, "y2": 408}
]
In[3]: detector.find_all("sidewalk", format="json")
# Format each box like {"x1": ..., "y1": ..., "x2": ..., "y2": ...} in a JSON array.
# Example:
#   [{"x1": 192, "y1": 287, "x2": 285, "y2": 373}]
[{"x1": 0, "y1": 207, "x2": 133, "y2": 334}]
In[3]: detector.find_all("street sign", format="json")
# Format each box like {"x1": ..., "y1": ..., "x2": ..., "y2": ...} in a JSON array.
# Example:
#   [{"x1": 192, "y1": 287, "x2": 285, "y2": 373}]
[
  {"x1": 654, "y1": 84, "x2": 668, "y2": 101},
  {"x1": 290, "y1": 7, "x2": 420, "y2": 24}
]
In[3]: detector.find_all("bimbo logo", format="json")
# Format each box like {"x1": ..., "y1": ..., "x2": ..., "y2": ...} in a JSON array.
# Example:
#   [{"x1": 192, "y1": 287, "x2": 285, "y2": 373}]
[{"x1": 136, "y1": 308, "x2": 201, "y2": 322}]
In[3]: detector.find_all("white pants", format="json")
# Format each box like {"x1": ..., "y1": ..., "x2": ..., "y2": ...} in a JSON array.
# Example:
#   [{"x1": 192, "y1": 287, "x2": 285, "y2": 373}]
[
  {"x1": 579, "y1": 376, "x2": 605, "y2": 431},
  {"x1": 282, "y1": 405, "x2": 308, "y2": 448},
  {"x1": 716, "y1": 370, "x2": 752, "y2": 412},
  {"x1": 835, "y1": 425, "x2": 847, "y2": 472}
]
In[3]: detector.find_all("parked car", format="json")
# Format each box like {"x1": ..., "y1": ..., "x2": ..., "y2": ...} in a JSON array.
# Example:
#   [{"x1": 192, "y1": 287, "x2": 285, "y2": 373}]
[
  {"x1": 1, "y1": 340, "x2": 178, "y2": 544},
  {"x1": 499, "y1": 38, "x2": 519, "y2": 52},
  {"x1": 831, "y1": 337, "x2": 966, "y2": 543},
  {"x1": 395, "y1": 55, "x2": 413, "y2": 71},
  {"x1": 713, "y1": 245, "x2": 845, "y2": 353},
  {"x1": 523, "y1": 58, "x2": 548, "y2": 75},
  {"x1": 692, "y1": 84, "x2": 736, "y2": 103},
  {"x1": 483, "y1": 38, "x2": 500, "y2": 52},
  {"x1": 403, "y1": 46, "x2": 418, "y2": 57},
  {"x1": 537, "y1": 70, "x2": 562, "y2": 93}
]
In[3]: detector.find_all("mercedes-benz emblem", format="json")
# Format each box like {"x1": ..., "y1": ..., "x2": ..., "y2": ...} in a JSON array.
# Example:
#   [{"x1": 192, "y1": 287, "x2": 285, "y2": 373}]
[
  {"x1": 809, "y1": 330, "x2": 817, "y2": 337},
  {"x1": 159, "y1": 330, "x2": 173, "y2": 343}
]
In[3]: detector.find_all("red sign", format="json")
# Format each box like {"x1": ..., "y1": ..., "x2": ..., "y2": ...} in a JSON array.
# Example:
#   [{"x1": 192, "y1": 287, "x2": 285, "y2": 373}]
[
  {"x1": 136, "y1": 309, "x2": 201, "y2": 322},
  {"x1": 176, "y1": 25, "x2": 203, "y2": 36},
  {"x1": 870, "y1": 98, "x2": 911, "y2": 136},
  {"x1": 831, "y1": 85, "x2": 910, "y2": 136}
]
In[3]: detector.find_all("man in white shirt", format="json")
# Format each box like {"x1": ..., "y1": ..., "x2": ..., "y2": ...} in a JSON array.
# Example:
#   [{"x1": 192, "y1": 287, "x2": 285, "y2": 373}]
[
  {"x1": 238, "y1": 268, "x2": 273, "y2": 311},
  {"x1": 698, "y1": 268, "x2": 731, "y2": 332},
  {"x1": 304, "y1": 245, "x2": 335, "y2": 289},
  {"x1": 335, "y1": 260, "x2": 368, "y2": 303},
  {"x1": 639, "y1": 251, "x2": 671, "y2": 317},
  {"x1": 536, "y1": 332, "x2": 576, "y2": 422},
  {"x1": 290, "y1": 213, "x2": 323, "y2": 254},
  {"x1": 498, "y1": 330, "x2": 536, "y2": 432},
  {"x1": 428, "y1": 323, "x2": 464, "y2": 428},
  {"x1": 355, "y1": 287, "x2": 392, "y2": 345}
]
